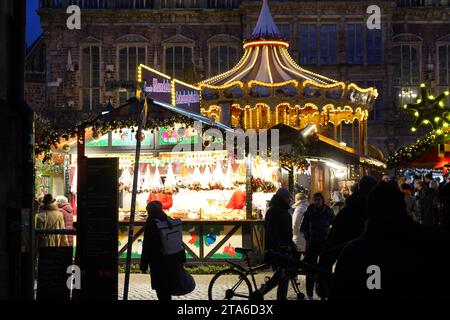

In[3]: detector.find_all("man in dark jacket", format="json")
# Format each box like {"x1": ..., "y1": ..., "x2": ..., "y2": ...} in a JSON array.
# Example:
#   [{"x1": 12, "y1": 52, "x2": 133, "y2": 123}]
[
  {"x1": 264, "y1": 188, "x2": 295, "y2": 251},
  {"x1": 317, "y1": 176, "x2": 377, "y2": 298},
  {"x1": 140, "y1": 201, "x2": 186, "y2": 300}
]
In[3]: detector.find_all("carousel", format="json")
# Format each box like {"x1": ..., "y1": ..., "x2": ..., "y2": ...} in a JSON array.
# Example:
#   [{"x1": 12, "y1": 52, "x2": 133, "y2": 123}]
[{"x1": 199, "y1": 0, "x2": 378, "y2": 157}]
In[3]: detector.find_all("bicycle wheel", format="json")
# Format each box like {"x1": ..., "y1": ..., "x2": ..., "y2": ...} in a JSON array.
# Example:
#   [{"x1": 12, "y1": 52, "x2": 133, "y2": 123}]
[
  {"x1": 276, "y1": 274, "x2": 306, "y2": 300},
  {"x1": 208, "y1": 268, "x2": 253, "y2": 300}
]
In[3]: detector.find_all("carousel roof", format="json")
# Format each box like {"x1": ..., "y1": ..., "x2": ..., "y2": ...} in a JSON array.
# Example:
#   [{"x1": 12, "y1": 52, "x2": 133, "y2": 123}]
[{"x1": 199, "y1": 0, "x2": 337, "y2": 87}]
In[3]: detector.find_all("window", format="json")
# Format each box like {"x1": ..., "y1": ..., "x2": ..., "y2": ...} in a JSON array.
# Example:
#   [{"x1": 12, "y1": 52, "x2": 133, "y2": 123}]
[
  {"x1": 366, "y1": 29, "x2": 382, "y2": 65},
  {"x1": 165, "y1": 46, "x2": 193, "y2": 80},
  {"x1": 347, "y1": 24, "x2": 363, "y2": 65},
  {"x1": 320, "y1": 24, "x2": 337, "y2": 65},
  {"x1": 392, "y1": 44, "x2": 421, "y2": 85},
  {"x1": 299, "y1": 24, "x2": 317, "y2": 65},
  {"x1": 276, "y1": 24, "x2": 290, "y2": 40},
  {"x1": 81, "y1": 46, "x2": 100, "y2": 111},
  {"x1": 209, "y1": 46, "x2": 238, "y2": 77},
  {"x1": 438, "y1": 43, "x2": 450, "y2": 85},
  {"x1": 118, "y1": 46, "x2": 146, "y2": 105},
  {"x1": 367, "y1": 80, "x2": 383, "y2": 122}
]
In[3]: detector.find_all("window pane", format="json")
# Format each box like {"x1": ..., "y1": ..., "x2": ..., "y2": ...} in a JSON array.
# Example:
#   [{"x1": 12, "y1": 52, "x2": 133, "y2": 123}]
[
  {"x1": 320, "y1": 24, "x2": 337, "y2": 65},
  {"x1": 219, "y1": 46, "x2": 227, "y2": 73},
  {"x1": 92, "y1": 88, "x2": 100, "y2": 111},
  {"x1": 165, "y1": 47, "x2": 173, "y2": 76},
  {"x1": 138, "y1": 47, "x2": 146, "y2": 66},
  {"x1": 129, "y1": 47, "x2": 137, "y2": 81},
  {"x1": 82, "y1": 89, "x2": 90, "y2": 111},
  {"x1": 366, "y1": 29, "x2": 382, "y2": 65},
  {"x1": 210, "y1": 46, "x2": 219, "y2": 76},
  {"x1": 174, "y1": 46, "x2": 183, "y2": 78},
  {"x1": 439, "y1": 45, "x2": 448, "y2": 85},
  {"x1": 82, "y1": 47, "x2": 91, "y2": 87},
  {"x1": 92, "y1": 46, "x2": 99, "y2": 87},
  {"x1": 229, "y1": 47, "x2": 237, "y2": 68},
  {"x1": 299, "y1": 24, "x2": 317, "y2": 65},
  {"x1": 119, "y1": 48, "x2": 127, "y2": 80}
]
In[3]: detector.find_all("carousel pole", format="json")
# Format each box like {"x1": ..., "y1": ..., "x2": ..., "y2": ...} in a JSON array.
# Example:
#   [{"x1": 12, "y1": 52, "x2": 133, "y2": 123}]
[{"x1": 123, "y1": 86, "x2": 147, "y2": 301}]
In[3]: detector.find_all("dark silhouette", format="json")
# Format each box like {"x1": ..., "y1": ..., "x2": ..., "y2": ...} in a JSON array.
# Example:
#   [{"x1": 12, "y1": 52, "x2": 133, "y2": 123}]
[
  {"x1": 317, "y1": 176, "x2": 377, "y2": 298},
  {"x1": 330, "y1": 182, "x2": 433, "y2": 299},
  {"x1": 264, "y1": 188, "x2": 295, "y2": 252},
  {"x1": 140, "y1": 201, "x2": 186, "y2": 300},
  {"x1": 264, "y1": 188, "x2": 303, "y2": 299},
  {"x1": 300, "y1": 192, "x2": 334, "y2": 299}
]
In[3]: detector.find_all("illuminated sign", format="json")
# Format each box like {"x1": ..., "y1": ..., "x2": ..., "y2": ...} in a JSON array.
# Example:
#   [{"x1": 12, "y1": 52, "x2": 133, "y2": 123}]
[{"x1": 174, "y1": 79, "x2": 200, "y2": 113}]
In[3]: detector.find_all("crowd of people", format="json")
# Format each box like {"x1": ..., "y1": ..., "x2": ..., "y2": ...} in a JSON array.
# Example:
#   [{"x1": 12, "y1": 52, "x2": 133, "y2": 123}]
[{"x1": 265, "y1": 171, "x2": 450, "y2": 300}]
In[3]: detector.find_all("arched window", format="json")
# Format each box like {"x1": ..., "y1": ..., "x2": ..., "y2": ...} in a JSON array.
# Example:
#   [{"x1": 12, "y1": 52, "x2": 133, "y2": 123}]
[
  {"x1": 163, "y1": 35, "x2": 195, "y2": 81},
  {"x1": 208, "y1": 35, "x2": 240, "y2": 77},
  {"x1": 116, "y1": 35, "x2": 148, "y2": 105},
  {"x1": 392, "y1": 34, "x2": 422, "y2": 107},
  {"x1": 437, "y1": 35, "x2": 450, "y2": 86},
  {"x1": 80, "y1": 37, "x2": 102, "y2": 111}
]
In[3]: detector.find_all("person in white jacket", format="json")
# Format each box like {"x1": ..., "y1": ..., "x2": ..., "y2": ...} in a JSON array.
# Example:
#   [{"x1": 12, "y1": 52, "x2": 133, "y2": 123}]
[{"x1": 292, "y1": 193, "x2": 309, "y2": 252}]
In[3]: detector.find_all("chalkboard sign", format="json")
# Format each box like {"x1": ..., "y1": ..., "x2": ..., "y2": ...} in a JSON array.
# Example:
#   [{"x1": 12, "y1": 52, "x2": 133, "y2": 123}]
[
  {"x1": 37, "y1": 247, "x2": 73, "y2": 300},
  {"x1": 77, "y1": 157, "x2": 119, "y2": 300}
]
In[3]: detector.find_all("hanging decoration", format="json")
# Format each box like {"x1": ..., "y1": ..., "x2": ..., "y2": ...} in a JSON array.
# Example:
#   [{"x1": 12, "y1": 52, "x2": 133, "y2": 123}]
[
  {"x1": 403, "y1": 84, "x2": 450, "y2": 134},
  {"x1": 164, "y1": 163, "x2": 177, "y2": 187}
]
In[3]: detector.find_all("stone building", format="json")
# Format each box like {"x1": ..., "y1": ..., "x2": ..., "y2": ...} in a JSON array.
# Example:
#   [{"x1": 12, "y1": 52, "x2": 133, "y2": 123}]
[{"x1": 26, "y1": 0, "x2": 450, "y2": 156}]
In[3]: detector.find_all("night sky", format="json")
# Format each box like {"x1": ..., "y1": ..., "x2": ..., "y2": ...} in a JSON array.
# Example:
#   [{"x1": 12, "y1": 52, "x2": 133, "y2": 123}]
[{"x1": 26, "y1": 0, "x2": 42, "y2": 47}]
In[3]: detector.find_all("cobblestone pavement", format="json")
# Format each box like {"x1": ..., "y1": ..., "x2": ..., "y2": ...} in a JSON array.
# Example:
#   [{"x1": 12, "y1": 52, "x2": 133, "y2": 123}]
[{"x1": 118, "y1": 273, "x2": 319, "y2": 300}]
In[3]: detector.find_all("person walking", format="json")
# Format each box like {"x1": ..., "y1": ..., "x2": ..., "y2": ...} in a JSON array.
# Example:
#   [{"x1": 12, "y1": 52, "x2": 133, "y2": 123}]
[
  {"x1": 422, "y1": 179, "x2": 439, "y2": 225},
  {"x1": 264, "y1": 188, "x2": 304, "y2": 299},
  {"x1": 292, "y1": 192, "x2": 308, "y2": 252},
  {"x1": 400, "y1": 183, "x2": 420, "y2": 222},
  {"x1": 36, "y1": 194, "x2": 69, "y2": 247},
  {"x1": 300, "y1": 192, "x2": 335, "y2": 299},
  {"x1": 56, "y1": 195, "x2": 74, "y2": 246},
  {"x1": 140, "y1": 201, "x2": 186, "y2": 301}
]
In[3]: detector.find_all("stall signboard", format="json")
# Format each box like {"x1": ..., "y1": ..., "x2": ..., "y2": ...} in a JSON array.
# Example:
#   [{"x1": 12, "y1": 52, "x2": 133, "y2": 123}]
[
  {"x1": 111, "y1": 129, "x2": 153, "y2": 147},
  {"x1": 86, "y1": 133, "x2": 109, "y2": 147},
  {"x1": 77, "y1": 157, "x2": 118, "y2": 300},
  {"x1": 174, "y1": 79, "x2": 200, "y2": 113},
  {"x1": 140, "y1": 65, "x2": 172, "y2": 104},
  {"x1": 158, "y1": 127, "x2": 198, "y2": 145}
]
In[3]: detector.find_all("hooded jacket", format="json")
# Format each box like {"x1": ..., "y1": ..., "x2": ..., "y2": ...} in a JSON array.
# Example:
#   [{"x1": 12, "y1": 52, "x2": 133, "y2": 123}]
[
  {"x1": 264, "y1": 194, "x2": 295, "y2": 252},
  {"x1": 58, "y1": 203, "x2": 74, "y2": 246}
]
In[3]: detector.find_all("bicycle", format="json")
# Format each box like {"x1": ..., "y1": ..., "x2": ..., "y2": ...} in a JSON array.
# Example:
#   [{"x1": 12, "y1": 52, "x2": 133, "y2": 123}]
[{"x1": 208, "y1": 247, "x2": 310, "y2": 300}]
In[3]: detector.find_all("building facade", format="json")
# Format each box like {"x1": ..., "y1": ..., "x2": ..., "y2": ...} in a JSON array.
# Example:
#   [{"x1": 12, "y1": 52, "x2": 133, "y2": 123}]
[{"x1": 26, "y1": 0, "x2": 450, "y2": 156}]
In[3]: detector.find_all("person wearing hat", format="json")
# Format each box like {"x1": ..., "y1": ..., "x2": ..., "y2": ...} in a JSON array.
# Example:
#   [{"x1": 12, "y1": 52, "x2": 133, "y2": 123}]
[
  {"x1": 36, "y1": 194, "x2": 69, "y2": 247},
  {"x1": 140, "y1": 201, "x2": 186, "y2": 300}
]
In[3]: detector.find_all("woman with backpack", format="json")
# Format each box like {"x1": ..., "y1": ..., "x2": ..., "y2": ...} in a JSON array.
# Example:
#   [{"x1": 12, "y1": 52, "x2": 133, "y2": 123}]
[
  {"x1": 300, "y1": 192, "x2": 335, "y2": 299},
  {"x1": 140, "y1": 201, "x2": 187, "y2": 300}
]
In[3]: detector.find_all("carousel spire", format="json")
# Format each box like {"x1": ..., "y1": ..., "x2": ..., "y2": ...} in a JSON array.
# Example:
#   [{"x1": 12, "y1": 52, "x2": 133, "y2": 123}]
[{"x1": 250, "y1": 0, "x2": 281, "y2": 40}]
